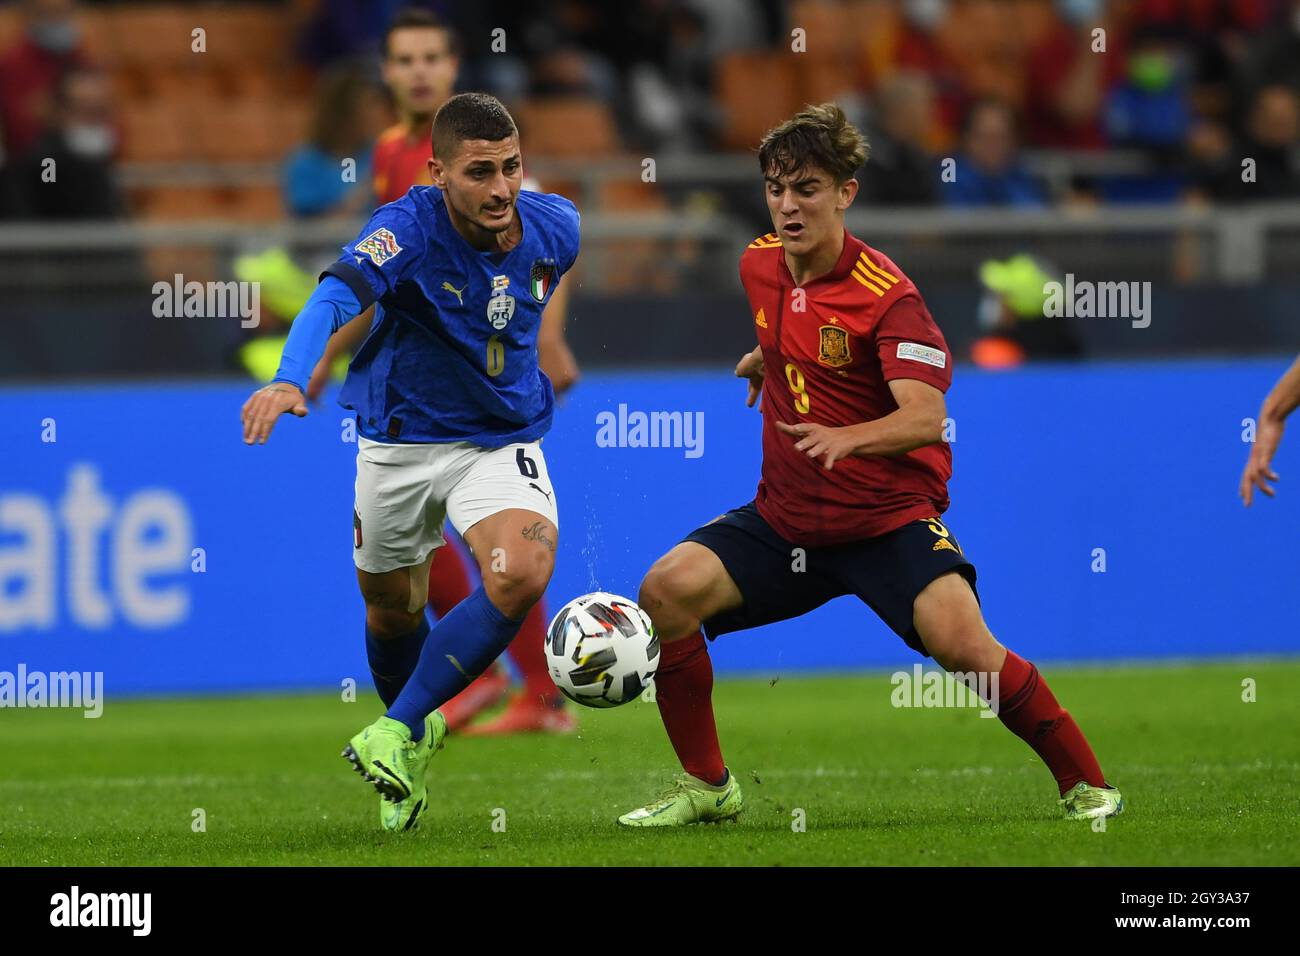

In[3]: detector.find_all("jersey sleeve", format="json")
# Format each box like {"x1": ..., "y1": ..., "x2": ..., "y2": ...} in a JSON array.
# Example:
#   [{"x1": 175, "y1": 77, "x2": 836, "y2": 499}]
[
  {"x1": 320, "y1": 204, "x2": 423, "y2": 311},
  {"x1": 874, "y1": 293, "x2": 953, "y2": 393},
  {"x1": 558, "y1": 199, "x2": 581, "y2": 275}
]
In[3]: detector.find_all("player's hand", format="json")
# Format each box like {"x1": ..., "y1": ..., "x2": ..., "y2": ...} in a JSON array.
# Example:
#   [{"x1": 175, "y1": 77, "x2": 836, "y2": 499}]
[
  {"x1": 735, "y1": 347, "x2": 765, "y2": 408},
  {"x1": 241, "y1": 382, "x2": 307, "y2": 445},
  {"x1": 305, "y1": 356, "x2": 332, "y2": 404},
  {"x1": 776, "y1": 420, "x2": 860, "y2": 471},
  {"x1": 539, "y1": 334, "x2": 580, "y2": 397},
  {"x1": 1240, "y1": 416, "x2": 1284, "y2": 506}
]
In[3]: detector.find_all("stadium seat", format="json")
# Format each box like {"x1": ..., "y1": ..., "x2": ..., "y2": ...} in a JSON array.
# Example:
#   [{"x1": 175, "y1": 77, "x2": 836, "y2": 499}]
[
  {"x1": 222, "y1": 185, "x2": 286, "y2": 222},
  {"x1": 715, "y1": 53, "x2": 802, "y2": 151},
  {"x1": 199, "y1": 7, "x2": 293, "y2": 66},
  {"x1": 100, "y1": 6, "x2": 199, "y2": 67},
  {"x1": 515, "y1": 99, "x2": 619, "y2": 158},
  {"x1": 119, "y1": 103, "x2": 196, "y2": 163},
  {"x1": 131, "y1": 185, "x2": 229, "y2": 220},
  {"x1": 193, "y1": 102, "x2": 283, "y2": 163}
]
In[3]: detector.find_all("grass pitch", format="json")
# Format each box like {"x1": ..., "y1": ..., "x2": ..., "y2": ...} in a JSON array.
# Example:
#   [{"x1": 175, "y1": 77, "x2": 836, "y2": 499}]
[{"x1": 2, "y1": 661, "x2": 1297, "y2": 866}]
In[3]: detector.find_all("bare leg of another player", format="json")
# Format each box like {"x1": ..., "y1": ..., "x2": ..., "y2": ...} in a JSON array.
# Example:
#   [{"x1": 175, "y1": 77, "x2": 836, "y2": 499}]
[{"x1": 623, "y1": 542, "x2": 1121, "y2": 825}]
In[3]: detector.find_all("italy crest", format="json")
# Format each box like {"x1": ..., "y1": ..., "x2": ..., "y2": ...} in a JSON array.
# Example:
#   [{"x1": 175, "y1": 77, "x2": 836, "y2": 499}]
[{"x1": 529, "y1": 258, "x2": 556, "y2": 302}]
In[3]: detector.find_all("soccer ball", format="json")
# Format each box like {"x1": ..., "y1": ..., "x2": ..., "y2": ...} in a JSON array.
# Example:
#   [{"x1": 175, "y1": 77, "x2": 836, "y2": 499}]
[{"x1": 545, "y1": 592, "x2": 659, "y2": 708}]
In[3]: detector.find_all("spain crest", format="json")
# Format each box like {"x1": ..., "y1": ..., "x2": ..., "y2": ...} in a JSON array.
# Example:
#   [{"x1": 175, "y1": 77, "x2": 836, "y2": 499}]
[
  {"x1": 529, "y1": 258, "x2": 556, "y2": 302},
  {"x1": 818, "y1": 325, "x2": 852, "y2": 368}
]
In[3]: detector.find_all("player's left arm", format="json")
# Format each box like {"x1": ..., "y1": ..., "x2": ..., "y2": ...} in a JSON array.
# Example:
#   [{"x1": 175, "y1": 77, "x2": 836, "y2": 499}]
[
  {"x1": 537, "y1": 278, "x2": 579, "y2": 396},
  {"x1": 1241, "y1": 352, "x2": 1300, "y2": 505},
  {"x1": 777, "y1": 378, "x2": 945, "y2": 470}
]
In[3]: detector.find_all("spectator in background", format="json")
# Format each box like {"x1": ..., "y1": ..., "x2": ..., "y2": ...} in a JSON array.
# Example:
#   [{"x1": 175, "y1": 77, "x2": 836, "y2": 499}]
[
  {"x1": 281, "y1": 62, "x2": 386, "y2": 218},
  {"x1": 893, "y1": 0, "x2": 965, "y2": 146},
  {"x1": 4, "y1": 66, "x2": 124, "y2": 220},
  {"x1": 1023, "y1": 0, "x2": 1116, "y2": 150},
  {"x1": 943, "y1": 99, "x2": 1046, "y2": 207},
  {"x1": 0, "y1": 0, "x2": 92, "y2": 161},
  {"x1": 1191, "y1": 86, "x2": 1300, "y2": 203},
  {"x1": 1237, "y1": 0, "x2": 1300, "y2": 100},
  {"x1": 858, "y1": 73, "x2": 940, "y2": 206},
  {"x1": 1101, "y1": 26, "x2": 1193, "y2": 201}
]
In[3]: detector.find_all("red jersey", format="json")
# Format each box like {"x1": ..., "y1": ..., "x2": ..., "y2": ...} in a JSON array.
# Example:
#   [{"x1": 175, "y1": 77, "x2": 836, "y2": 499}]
[
  {"x1": 740, "y1": 229, "x2": 953, "y2": 546},
  {"x1": 371, "y1": 123, "x2": 433, "y2": 204}
]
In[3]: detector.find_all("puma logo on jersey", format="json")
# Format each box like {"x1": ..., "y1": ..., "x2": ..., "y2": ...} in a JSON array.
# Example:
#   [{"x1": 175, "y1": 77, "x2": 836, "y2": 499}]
[{"x1": 442, "y1": 281, "x2": 467, "y2": 305}]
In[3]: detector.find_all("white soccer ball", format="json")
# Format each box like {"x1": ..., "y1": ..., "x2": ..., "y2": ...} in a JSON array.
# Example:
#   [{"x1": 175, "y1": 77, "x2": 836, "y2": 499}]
[{"x1": 545, "y1": 592, "x2": 659, "y2": 708}]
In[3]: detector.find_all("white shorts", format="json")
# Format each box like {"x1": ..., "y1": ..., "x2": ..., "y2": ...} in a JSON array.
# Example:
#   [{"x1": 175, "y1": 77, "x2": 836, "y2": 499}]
[{"x1": 353, "y1": 436, "x2": 558, "y2": 574}]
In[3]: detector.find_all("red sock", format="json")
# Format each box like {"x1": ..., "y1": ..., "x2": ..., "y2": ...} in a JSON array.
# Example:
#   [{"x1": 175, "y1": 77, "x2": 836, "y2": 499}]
[
  {"x1": 426, "y1": 544, "x2": 474, "y2": 618},
  {"x1": 654, "y1": 632, "x2": 726, "y2": 785},
  {"x1": 507, "y1": 601, "x2": 561, "y2": 706},
  {"x1": 997, "y1": 650, "x2": 1106, "y2": 795}
]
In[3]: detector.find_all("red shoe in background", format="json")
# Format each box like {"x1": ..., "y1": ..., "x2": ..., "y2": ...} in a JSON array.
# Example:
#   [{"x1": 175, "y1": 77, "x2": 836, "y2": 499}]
[
  {"x1": 462, "y1": 691, "x2": 578, "y2": 736},
  {"x1": 438, "y1": 662, "x2": 512, "y2": 732}
]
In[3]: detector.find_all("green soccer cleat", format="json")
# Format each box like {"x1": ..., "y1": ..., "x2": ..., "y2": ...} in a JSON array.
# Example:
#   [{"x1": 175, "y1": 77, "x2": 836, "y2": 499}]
[
  {"x1": 342, "y1": 712, "x2": 446, "y2": 829},
  {"x1": 618, "y1": 770, "x2": 743, "y2": 827},
  {"x1": 1060, "y1": 781, "x2": 1124, "y2": 821},
  {"x1": 379, "y1": 713, "x2": 448, "y2": 832}
]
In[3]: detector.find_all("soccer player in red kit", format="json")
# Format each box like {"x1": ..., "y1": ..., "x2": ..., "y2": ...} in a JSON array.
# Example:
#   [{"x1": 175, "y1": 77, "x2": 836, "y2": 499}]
[
  {"x1": 618, "y1": 104, "x2": 1124, "y2": 827},
  {"x1": 308, "y1": 8, "x2": 578, "y2": 735}
]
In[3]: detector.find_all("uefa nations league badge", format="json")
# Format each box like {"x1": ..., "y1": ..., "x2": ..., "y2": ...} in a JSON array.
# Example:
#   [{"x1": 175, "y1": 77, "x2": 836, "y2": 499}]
[{"x1": 487, "y1": 274, "x2": 515, "y2": 330}]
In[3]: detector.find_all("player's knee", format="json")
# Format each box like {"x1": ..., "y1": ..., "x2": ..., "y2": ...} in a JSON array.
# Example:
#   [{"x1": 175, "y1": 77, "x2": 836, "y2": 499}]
[
  {"x1": 364, "y1": 602, "x2": 423, "y2": 640},
  {"x1": 638, "y1": 558, "x2": 702, "y2": 632},
  {"x1": 483, "y1": 550, "x2": 552, "y2": 619},
  {"x1": 924, "y1": 625, "x2": 1002, "y2": 674}
]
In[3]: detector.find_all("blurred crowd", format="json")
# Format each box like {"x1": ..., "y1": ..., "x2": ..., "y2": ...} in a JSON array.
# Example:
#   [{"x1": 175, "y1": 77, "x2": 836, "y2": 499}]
[{"x1": 1, "y1": 0, "x2": 1300, "y2": 223}]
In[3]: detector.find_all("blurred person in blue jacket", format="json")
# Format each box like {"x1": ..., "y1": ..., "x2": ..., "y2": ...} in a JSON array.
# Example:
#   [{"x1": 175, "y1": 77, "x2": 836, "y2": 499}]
[{"x1": 942, "y1": 99, "x2": 1046, "y2": 207}]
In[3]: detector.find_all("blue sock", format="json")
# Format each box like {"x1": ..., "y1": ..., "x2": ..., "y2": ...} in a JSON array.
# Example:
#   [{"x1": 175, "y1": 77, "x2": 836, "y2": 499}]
[
  {"x1": 366, "y1": 616, "x2": 430, "y2": 708},
  {"x1": 386, "y1": 585, "x2": 523, "y2": 740}
]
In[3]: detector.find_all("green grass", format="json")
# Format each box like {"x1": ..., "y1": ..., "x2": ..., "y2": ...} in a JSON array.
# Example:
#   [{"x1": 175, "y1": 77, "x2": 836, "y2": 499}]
[{"x1": 2, "y1": 661, "x2": 1298, "y2": 866}]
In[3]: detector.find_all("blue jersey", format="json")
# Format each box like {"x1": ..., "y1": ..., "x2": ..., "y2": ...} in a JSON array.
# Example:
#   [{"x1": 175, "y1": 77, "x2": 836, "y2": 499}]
[{"x1": 323, "y1": 186, "x2": 580, "y2": 446}]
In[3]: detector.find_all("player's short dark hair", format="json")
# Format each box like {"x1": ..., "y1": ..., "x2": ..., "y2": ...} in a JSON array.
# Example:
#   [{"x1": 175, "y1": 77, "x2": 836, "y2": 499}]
[
  {"x1": 382, "y1": 7, "x2": 459, "y2": 59},
  {"x1": 432, "y1": 92, "x2": 518, "y2": 161},
  {"x1": 758, "y1": 102, "x2": 870, "y2": 185}
]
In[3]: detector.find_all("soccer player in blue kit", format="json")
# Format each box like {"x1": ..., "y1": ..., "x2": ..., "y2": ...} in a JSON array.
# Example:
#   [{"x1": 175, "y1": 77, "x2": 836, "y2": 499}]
[{"x1": 239, "y1": 93, "x2": 579, "y2": 831}]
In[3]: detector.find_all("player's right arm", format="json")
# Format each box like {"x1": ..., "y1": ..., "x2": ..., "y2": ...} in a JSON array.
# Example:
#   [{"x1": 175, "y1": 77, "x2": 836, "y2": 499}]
[
  {"x1": 244, "y1": 203, "x2": 424, "y2": 442},
  {"x1": 241, "y1": 276, "x2": 363, "y2": 444},
  {"x1": 305, "y1": 307, "x2": 373, "y2": 402},
  {"x1": 1241, "y1": 353, "x2": 1300, "y2": 505}
]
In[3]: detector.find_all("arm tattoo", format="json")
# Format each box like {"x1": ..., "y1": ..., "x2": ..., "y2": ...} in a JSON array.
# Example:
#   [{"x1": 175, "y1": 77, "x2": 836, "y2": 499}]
[{"x1": 520, "y1": 521, "x2": 555, "y2": 553}]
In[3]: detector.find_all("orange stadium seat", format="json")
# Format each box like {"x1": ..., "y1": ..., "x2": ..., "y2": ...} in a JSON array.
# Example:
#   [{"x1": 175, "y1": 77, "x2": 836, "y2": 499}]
[
  {"x1": 0, "y1": 8, "x2": 21, "y2": 54},
  {"x1": 598, "y1": 179, "x2": 667, "y2": 212},
  {"x1": 199, "y1": 6, "x2": 294, "y2": 66},
  {"x1": 222, "y1": 184, "x2": 285, "y2": 221},
  {"x1": 515, "y1": 99, "x2": 619, "y2": 158},
  {"x1": 119, "y1": 103, "x2": 195, "y2": 162},
  {"x1": 100, "y1": 6, "x2": 200, "y2": 68},
  {"x1": 193, "y1": 102, "x2": 283, "y2": 162},
  {"x1": 132, "y1": 185, "x2": 229, "y2": 220},
  {"x1": 715, "y1": 52, "x2": 802, "y2": 151}
]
